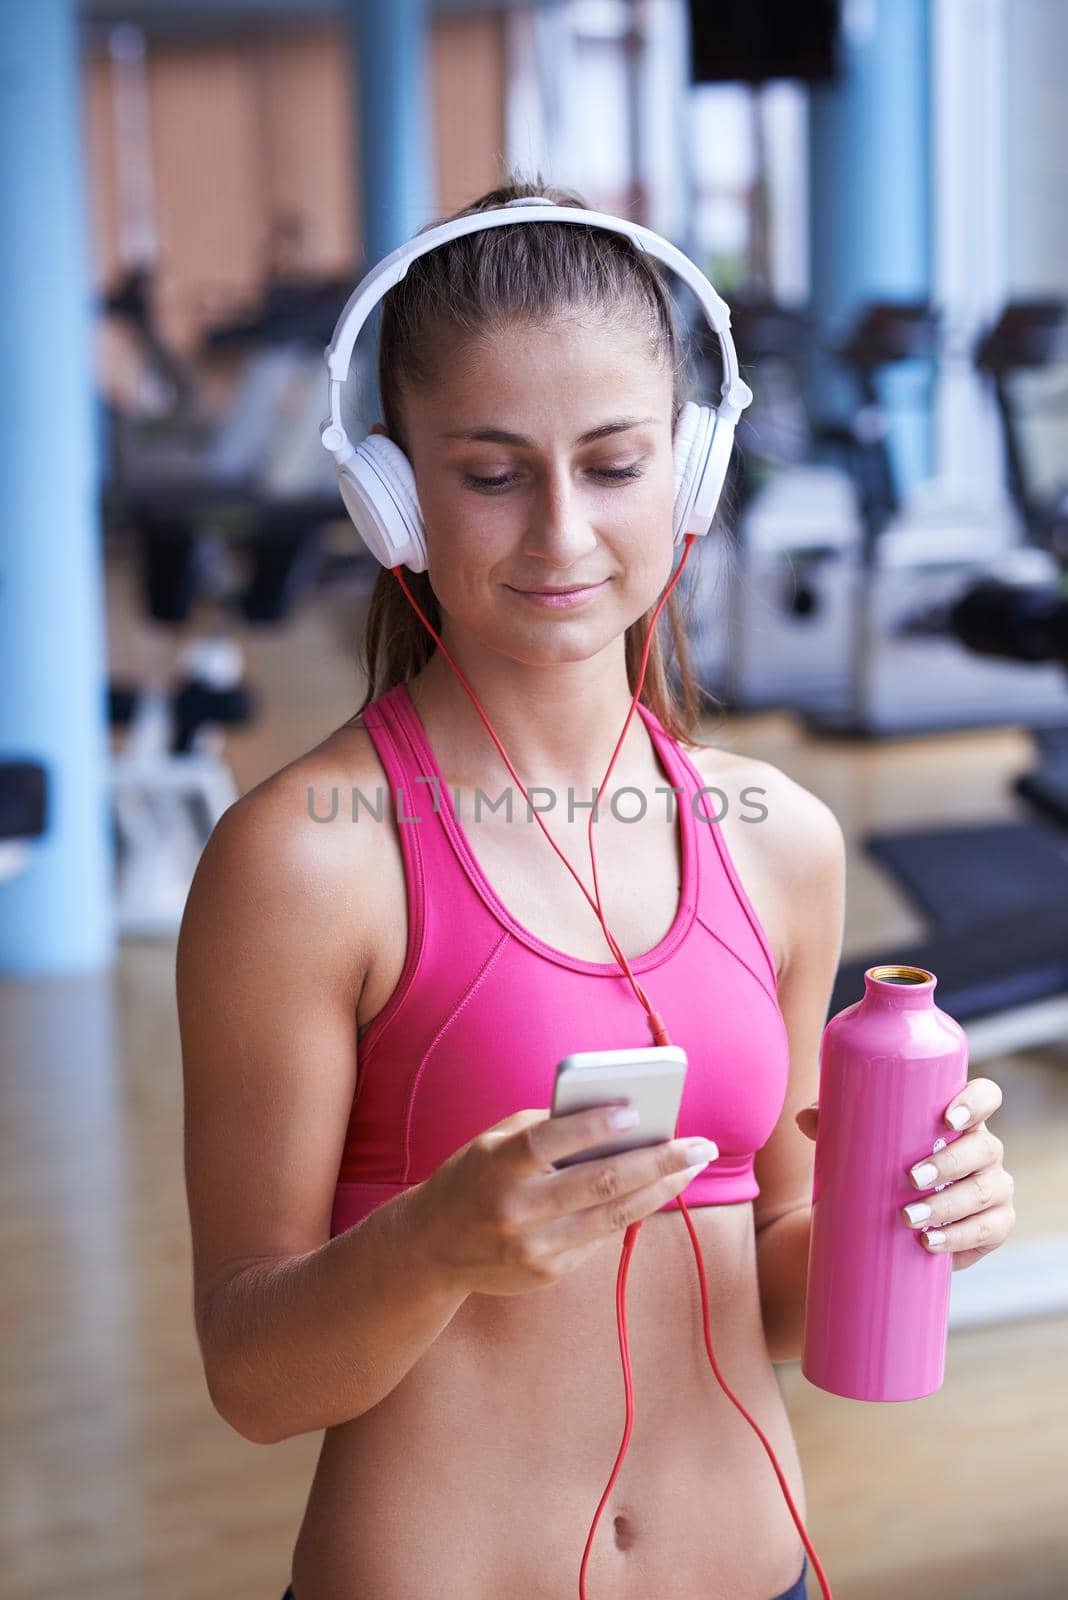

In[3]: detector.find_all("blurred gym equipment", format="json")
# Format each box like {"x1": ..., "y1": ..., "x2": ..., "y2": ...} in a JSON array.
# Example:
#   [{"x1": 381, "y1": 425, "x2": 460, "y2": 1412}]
[
  {"x1": 802, "y1": 301, "x2": 1068, "y2": 737},
  {"x1": 684, "y1": 297, "x2": 1064, "y2": 737},
  {"x1": 101, "y1": 265, "x2": 365, "y2": 936},
  {"x1": 831, "y1": 301, "x2": 1068, "y2": 1062},
  {"x1": 0, "y1": 762, "x2": 48, "y2": 884},
  {"x1": 109, "y1": 640, "x2": 250, "y2": 937},
  {"x1": 684, "y1": 296, "x2": 865, "y2": 713},
  {"x1": 94, "y1": 20, "x2": 369, "y2": 936},
  {"x1": 971, "y1": 299, "x2": 1068, "y2": 827}
]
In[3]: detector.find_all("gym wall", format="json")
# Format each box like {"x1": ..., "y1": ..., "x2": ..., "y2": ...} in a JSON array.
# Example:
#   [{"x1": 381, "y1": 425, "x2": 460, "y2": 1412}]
[{"x1": 82, "y1": 12, "x2": 507, "y2": 358}]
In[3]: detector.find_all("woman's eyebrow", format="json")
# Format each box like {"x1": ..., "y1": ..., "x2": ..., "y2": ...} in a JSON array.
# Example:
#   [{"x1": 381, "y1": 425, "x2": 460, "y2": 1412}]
[{"x1": 439, "y1": 415, "x2": 658, "y2": 447}]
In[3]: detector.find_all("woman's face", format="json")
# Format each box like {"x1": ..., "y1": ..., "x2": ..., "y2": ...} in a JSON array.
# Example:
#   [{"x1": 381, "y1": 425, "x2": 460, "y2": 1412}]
[{"x1": 391, "y1": 314, "x2": 677, "y2": 669}]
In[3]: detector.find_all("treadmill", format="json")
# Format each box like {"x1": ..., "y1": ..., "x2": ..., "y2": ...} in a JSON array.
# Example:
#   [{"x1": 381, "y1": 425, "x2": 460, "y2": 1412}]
[{"x1": 830, "y1": 302, "x2": 1068, "y2": 1062}]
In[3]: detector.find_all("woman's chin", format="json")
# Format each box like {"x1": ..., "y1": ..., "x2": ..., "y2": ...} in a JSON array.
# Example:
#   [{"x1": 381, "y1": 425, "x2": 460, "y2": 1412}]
[{"x1": 490, "y1": 627, "x2": 621, "y2": 669}]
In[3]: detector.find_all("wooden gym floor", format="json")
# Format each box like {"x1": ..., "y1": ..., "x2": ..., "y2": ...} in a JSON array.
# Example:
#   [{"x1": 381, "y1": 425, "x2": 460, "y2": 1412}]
[{"x1": 1, "y1": 540, "x2": 1066, "y2": 1600}]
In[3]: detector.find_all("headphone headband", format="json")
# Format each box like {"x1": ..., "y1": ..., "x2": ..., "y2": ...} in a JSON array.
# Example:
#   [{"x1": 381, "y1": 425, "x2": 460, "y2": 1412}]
[{"x1": 319, "y1": 199, "x2": 752, "y2": 458}]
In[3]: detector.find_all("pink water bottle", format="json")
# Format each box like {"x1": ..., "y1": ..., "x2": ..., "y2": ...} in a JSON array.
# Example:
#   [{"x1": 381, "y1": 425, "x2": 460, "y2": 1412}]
[{"x1": 801, "y1": 964, "x2": 969, "y2": 1402}]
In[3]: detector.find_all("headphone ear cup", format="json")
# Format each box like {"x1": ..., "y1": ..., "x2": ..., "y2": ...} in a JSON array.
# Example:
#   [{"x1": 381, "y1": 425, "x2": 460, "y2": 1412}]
[
  {"x1": 693, "y1": 408, "x2": 737, "y2": 537},
  {"x1": 672, "y1": 400, "x2": 732, "y2": 543},
  {"x1": 672, "y1": 402, "x2": 712, "y2": 544},
  {"x1": 335, "y1": 434, "x2": 428, "y2": 573}
]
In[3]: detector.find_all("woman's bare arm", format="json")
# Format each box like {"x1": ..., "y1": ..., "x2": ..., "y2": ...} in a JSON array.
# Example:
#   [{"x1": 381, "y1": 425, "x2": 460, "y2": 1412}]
[
  {"x1": 177, "y1": 759, "x2": 469, "y2": 1445},
  {"x1": 194, "y1": 1187, "x2": 468, "y2": 1445}
]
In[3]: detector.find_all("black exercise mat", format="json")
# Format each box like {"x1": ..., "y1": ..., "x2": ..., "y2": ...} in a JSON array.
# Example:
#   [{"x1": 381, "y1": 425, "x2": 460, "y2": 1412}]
[
  {"x1": 830, "y1": 899, "x2": 1068, "y2": 1024},
  {"x1": 0, "y1": 762, "x2": 47, "y2": 841},
  {"x1": 864, "y1": 820, "x2": 1068, "y2": 929}
]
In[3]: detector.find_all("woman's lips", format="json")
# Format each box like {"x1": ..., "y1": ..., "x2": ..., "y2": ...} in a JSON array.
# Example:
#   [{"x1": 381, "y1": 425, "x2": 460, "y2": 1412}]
[{"x1": 506, "y1": 580, "x2": 608, "y2": 609}]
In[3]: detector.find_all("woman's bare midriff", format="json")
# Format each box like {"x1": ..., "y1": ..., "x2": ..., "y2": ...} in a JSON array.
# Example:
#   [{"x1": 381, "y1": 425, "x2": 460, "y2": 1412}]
[
  {"x1": 292, "y1": 1206, "x2": 807, "y2": 1600},
  {"x1": 290, "y1": 719, "x2": 807, "y2": 1600}
]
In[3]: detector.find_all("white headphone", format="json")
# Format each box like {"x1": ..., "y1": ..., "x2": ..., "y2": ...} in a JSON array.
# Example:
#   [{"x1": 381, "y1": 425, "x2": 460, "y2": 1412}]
[{"x1": 320, "y1": 197, "x2": 753, "y2": 575}]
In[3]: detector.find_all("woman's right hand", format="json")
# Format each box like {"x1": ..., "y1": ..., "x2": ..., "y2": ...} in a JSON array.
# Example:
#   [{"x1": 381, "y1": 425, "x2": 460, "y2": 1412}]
[{"x1": 406, "y1": 1106, "x2": 719, "y2": 1298}]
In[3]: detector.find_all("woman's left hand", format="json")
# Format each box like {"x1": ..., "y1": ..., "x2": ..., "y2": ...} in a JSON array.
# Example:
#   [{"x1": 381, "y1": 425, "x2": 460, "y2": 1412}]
[{"x1": 795, "y1": 1077, "x2": 1016, "y2": 1272}]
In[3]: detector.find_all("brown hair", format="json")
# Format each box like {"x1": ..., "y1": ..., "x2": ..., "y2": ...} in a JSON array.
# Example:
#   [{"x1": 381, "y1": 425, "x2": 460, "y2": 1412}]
[{"x1": 353, "y1": 169, "x2": 731, "y2": 748}]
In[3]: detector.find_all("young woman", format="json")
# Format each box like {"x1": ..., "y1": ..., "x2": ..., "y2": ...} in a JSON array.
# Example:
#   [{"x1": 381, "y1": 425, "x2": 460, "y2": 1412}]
[{"x1": 178, "y1": 178, "x2": 1016, "y2": 1600}]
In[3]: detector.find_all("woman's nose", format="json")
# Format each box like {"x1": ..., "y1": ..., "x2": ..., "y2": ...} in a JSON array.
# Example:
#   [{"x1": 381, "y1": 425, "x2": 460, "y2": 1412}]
[{"x1": 521, "y1": 469, "x2": 599, "y2": 563}]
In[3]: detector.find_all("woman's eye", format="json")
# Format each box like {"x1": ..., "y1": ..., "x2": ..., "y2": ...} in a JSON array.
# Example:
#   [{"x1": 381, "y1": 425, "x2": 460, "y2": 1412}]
[
  {"x1": 461, "y1": 464, "x2": 645, "y2": 493},
  {"x1": 461, "y1": 472, "x2": 520, "y2": 491}
]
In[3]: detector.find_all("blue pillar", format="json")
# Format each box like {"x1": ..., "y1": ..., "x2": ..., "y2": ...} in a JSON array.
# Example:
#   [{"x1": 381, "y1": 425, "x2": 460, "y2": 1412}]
[
  {"x1": 344, "y1": 0, "x2": 433, "y2": 267},
  {"x1": 808, "y1": 0, "x2": 932, "y2": 494},
  {"x1": 0, "y1": 0, "x2": 114, "y2": 973}
]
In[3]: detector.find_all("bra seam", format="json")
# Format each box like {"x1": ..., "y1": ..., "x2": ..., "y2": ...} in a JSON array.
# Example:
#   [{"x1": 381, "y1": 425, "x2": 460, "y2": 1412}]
[
  {"x1": 352, "y1": 695, "x2": 429, "y2": 1071},
  {"x1": 694, "y1": 910, "x2": 789, "y2": 1036},
  {"x1": 674, "y1": 741, "x2": 780, "y2": 991},
  {"x1": 402, "y1": 930, "x2": 511, "y2": 1181}
]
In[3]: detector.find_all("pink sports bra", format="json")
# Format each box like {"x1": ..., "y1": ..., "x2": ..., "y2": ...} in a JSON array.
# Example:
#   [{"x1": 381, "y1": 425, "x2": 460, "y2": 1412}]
[{"x1": 329, "y1": 681, "x2": 791, "y2": 1237}]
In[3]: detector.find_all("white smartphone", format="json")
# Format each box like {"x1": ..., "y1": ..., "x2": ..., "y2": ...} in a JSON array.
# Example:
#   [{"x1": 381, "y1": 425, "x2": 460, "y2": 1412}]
[{"x1": 549, "y1": 1044, "x2": 688, "y2": 1170}]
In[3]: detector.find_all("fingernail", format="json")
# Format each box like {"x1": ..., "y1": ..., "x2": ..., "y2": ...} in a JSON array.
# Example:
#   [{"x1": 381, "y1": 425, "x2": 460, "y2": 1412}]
[
  {"x1": 946, "y1": 1105, "x2": 971, "y2": 1129},
  {"x1": 910, "y1": 1161, "x2": 939, "y2": 1188},
  {"x1": 924, "y1": 1230, "x2": 948, "y2": 1248},
  {"x1": 607, "y1": 1106, "x2": 640, "y2": 1129},
  {"x1": 683, "y1": 1137, "x2": 719, "y2": 1163}
]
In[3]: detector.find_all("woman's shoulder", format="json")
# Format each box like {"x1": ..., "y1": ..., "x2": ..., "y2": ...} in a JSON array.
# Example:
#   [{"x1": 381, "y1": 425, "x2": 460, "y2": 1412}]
[
  {"x1": 180, "y1": 720, "x2": 393, "y2": 979},
  {"x1": 685, "y1": 738, "x2": 846, "y2": 979},
  {"x1": 236, "y1": 716, "x2": 388, "y2": 828},
  {"x1": 686, "y1": 739, "x2": 841, "y2": 842}
]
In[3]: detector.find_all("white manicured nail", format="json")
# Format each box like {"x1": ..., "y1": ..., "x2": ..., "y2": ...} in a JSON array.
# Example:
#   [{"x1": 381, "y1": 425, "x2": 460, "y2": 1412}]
[
  {"x1": 904, "y1": 1202, "x2": 932, "y2": 1225},
  {"x1": 911, "y1": 1162, "x2": 939, "y2": 1188},
  {"x1": 607, "y1": 1106, "x2": 640, "y2": 1130},
  {"x1": 946, "y1": 1105, "x2": 971, "y2": 1129}
]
